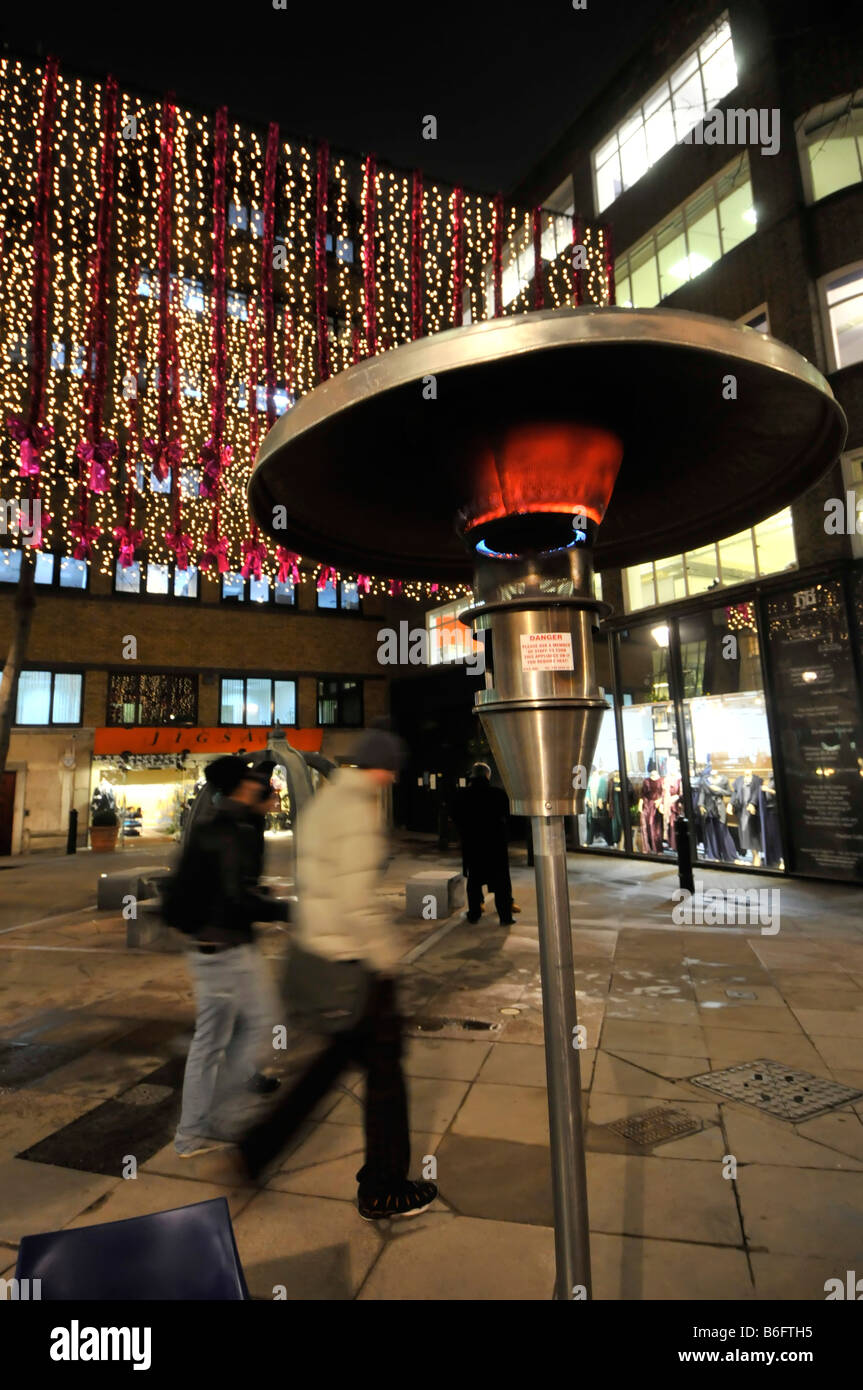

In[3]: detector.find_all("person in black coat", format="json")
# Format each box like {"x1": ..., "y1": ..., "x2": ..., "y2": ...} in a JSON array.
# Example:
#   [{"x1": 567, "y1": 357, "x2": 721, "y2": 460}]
[{"x1": 451, "y1": 763, "x2": 514, "y2": 925}]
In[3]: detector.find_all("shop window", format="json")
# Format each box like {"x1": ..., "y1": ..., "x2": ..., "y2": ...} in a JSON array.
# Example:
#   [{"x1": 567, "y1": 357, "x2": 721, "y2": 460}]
[
  {"x1": 616, "y1": 156, "x2": 755, "y2": 307},
  {"x1": 107, "y1": 672, "x2": 197, "y2": 727},
  {"x1": 592, "y1": 15, "x2": 736, "y2": 212},
  {"x1": 678, "y1": 605, "x2": 780, "y2": 868},
  {"x1": 798, "y1": 91, "x2": 863, "y2": 203},
  {"x1": 575, "y1": 634, "x2": 625, "y2": 853},
  {"x1": 617, "y1": 626, "x2": 679, "y2": 857},
  {"x1": 219, "y1": 676, "x2": 297, "y2": 727},
  {"x1": 316, "y1": 578, "x2": 361, "y2": 611},
  {"x1": 821, "y1": 263, "x2": 863, "y2": 371},
  {"x1": 753, "y1": 511, "x2": 796, "y2": 576},
  {"x1": 12, "y1": 670, "x2": 82, "y2": 726},
  {"x1": 317, "y1": 678, "x2": 363, "y2": 727}
]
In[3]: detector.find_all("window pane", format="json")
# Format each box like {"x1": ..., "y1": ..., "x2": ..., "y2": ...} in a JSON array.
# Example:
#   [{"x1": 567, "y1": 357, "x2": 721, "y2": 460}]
[
  {"x1": 245, "y1": 677, "x2": 271, "y2": 726},
  {"x1": 52, "y1": 673, "x2": 82, "y2": 723},
  {"x1": 249, "y1": 575, "x2": 270, "y2": 604},
  {"x1": 718, "y1": 528, "x2": 757, "y2": 585},
  {"x1": 274, "y1": 579, "x2": 295, "y2": 605},
  {"x1": 595, "y1": 156, "x2": 622, "y2": 213},
  {"x1": 59, "y1": 556, "x2": 87, "y2": 589},
  {"x1": 174, "y1": 565, "x2": 198, "y2": 598},
  {"x1": 0, "y1": 549, "x2": 22, "y2": 582},
  {"x1": 685, "y1": 542, "x2": 720, "y2": 596},
  {"x1": 701, "y1": 40, "x2": 738, "y2": 109},
  {"x1": 645, "y1": 99, "x2": 676, "y2": 165},
  {"x1": 115, "y1": 561, "x2": 141, "y2": 593},
  {"x1": 754, "y1": 509, "x2": 797, "y2": 575},
  {"x1": 316, "y1": 578, "x2": 338, "y2": 609},
  {"x1": 672, "y1": 71, "x2": 706, "y2": 139},
  {"x1": 222, "y1": 572, "x2": 245, "y2": 600},
  {"x1": 685, "y1": 188, "x2": 721, "y2": 276},
  {"x1": 624, "y1": 562, "x2": 656, "y2": 611},
  {"x1": 34, "y1": 552, "x2": 55, "y2": 583},
  {"x1": 147, "y1": 563, "x2": 170, "y2": 595},
  {"x1": 340, "y1": 581, "x2": 359, "y2": 610},
  {"x1": 656, "y1": 213, "x2": 688, "y2": 296},
  {"x1": 654, "y1": 554, "x2": 687, "y2": 603},
  {"x1": 826, "y1": 268, "x2": 863, "y2": 368},
  {"x1": 616, "y1": 273, "x2": 632, "y2": 307},
  {"x1": 220, "y1": 678, "x2": 245, "y2": 724},
  {"x1": 718, "y1": 176, "x2": 755, "y2": 253},
  {"x1": 619, "y1": 125, "x2": 649, "y2": 191},
  {"x1": 340, "y1": 680, "x2": 363, "y2": 728},
  {"x1": 274, "y1": 680, "x2": 296, "y2": 725},
  {"x1": 629, "y1": 241, "x2": 660, "y2": 306},
  {"x1": 16, "y1": 670, "x2": 52, "y2": 724}
]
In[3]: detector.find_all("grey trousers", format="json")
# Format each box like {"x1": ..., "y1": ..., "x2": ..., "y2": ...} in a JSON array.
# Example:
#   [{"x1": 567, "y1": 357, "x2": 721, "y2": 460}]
[{"x1": 175, "y1": 943, "x2": 281, "y2": 1152}]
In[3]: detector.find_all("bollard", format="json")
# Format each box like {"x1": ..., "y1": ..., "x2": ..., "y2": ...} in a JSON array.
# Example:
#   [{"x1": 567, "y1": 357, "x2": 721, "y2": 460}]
[
  {"x1": 66, "y1": 808, "x2": 78, "y2": 855},
  {"x1": 676, "y1": 815, "x2": 695, "y2": 894}
]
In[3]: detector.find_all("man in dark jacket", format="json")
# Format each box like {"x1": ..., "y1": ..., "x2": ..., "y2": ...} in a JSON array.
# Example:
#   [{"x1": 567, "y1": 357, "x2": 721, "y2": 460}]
[
  {"x1": 173, "y1": 756, "x2": 288, "y2": 1157},
  {"x1": 451, "y1": 762, "x2": 514, "y2": 925}
]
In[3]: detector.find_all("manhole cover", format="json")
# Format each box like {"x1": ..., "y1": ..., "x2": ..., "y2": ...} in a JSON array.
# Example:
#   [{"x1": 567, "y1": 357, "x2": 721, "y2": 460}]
[
  {"x1": 412, "y1": 1016, "x2": 500, "y2": 1033},
  {"x1": 117, "y1": 1083, "x2": 175, "y2": 1107},
  {"x1": 605, "y1": 1107, "x2": 702, "y2": 1147},
  {"x1": 689, "y1": 1059, "x2": 863, "y2": 1121}
]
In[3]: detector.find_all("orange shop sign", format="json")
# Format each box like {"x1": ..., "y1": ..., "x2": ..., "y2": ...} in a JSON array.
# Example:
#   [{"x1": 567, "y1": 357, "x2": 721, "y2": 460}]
[{"x1": 93, "y1": 727, "x2": 323, "y2": 755}]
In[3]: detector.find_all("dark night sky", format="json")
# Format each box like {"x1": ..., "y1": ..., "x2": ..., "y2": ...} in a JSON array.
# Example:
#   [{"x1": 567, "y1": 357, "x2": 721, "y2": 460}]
[{"x1": 2, "y1": 0, "x2": 656, "y2": 194}]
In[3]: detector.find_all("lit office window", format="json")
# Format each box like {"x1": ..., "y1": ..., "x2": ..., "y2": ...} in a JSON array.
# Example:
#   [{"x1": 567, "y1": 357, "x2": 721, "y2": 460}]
[
  {"x1": 0, "y1": 550, "x2": 56, "y2": 584},
  {"x1": 622, "y1": 509, "x2": 796, "y2": 612},
  {"x1": 114, "y1": 561, "x2": 141, "y2": 593},
  {"x1": 147, "y1": 563, "x2": 170, "y2": 596},
  {"x1": 822, "y1": 264, "x2": 863, "y2": 370},
  {"x1": 59, "y1": 557, "x2": 88, "y2": 589},
  {"x1": 592, "y1": 16, "x2": 737, "y2": 212},
  {"x1": 250, "y1": 575, "x2": 270, "y2": 603},
  {"x1": 173, "y1": 566, "x2": 198, "y2": 599},
  {"x1": 222, "y1": 571, "x2": 245, "y2": 601},
  {"x1": 615, "y1": 157, "x2": 755, "y2": 307},
  {"x1": 274, "y1": 578, "x2": 296, "y2": 606},
  {"x1": 14, "y1": 670, "x2": 82, "y2": 725},
  {"x1": 220, "y1": 676, "x2": 297, "y2": 726},
  {"x1": 798, "y1": 91, "x2": 863, "y2": 203}
]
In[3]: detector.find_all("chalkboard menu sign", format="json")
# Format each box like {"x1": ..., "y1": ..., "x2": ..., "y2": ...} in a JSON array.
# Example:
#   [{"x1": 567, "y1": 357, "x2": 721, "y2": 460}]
[{"x1": 765, "y1": 578, "x2": 863, "y2": 880}]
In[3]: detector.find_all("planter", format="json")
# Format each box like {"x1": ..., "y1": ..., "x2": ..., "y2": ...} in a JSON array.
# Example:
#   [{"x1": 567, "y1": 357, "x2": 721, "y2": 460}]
[{"x1": 90, "y1": 824, "x2": 119, "y2": 852}]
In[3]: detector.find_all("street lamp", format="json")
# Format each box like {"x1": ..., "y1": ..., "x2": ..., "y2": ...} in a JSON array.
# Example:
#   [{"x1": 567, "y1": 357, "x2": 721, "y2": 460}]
[{"x1": 249, "y1": 305, "x2": 845, "y2": 1299}]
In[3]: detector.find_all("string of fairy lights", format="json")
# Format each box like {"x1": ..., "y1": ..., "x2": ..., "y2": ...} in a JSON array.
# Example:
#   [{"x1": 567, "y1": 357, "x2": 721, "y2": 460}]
[{"x1": 0, "y1": 55, "x2": 613, "y2": 603}]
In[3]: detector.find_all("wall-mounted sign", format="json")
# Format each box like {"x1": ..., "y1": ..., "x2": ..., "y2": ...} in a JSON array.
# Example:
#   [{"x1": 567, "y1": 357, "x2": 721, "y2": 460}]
[{"x1": 93, "y1": 727, "x2": 324, "y2": 755}]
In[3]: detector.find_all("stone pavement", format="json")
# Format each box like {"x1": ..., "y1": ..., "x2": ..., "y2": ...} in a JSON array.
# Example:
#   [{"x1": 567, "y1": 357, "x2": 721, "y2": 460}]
[{"x1": 1, "y1": 838, "x2": 862, "y2": 1300}]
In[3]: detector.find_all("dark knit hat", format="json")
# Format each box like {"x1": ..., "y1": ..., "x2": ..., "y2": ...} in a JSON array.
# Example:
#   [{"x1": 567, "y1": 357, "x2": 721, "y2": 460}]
[
  {"x1": 347, "y1": 721, "x2": 407, "y2": 773},
  {"x1": 205, "y1": 755, "x2": 271, "y2": 796}
]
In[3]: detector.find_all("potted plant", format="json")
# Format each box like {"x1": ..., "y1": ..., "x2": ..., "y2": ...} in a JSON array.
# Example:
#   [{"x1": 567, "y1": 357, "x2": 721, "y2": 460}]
[{"x1": 90, "y1": 784, "x2": 119, "y2": 852}]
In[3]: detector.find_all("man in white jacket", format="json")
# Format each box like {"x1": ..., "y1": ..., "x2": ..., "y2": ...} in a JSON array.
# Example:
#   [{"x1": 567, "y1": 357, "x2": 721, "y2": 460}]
[{"x1": 239, "y1": 724, "x2": 438, "y2": 1221}]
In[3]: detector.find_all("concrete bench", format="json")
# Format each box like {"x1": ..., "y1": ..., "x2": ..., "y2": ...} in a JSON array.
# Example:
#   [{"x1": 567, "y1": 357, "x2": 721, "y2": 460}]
[
  {"x1": 96, "y1": 866, "x2": 171, "y2": 911},
  {"x1": 405, "y1": 871, "x2": 465, "y2": 921}
]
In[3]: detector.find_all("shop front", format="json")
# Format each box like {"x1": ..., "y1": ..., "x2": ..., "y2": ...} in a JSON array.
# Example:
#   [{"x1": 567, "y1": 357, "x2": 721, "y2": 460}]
[{"x1": 574, "y1": 560, "x2": 863, "y2": 884}]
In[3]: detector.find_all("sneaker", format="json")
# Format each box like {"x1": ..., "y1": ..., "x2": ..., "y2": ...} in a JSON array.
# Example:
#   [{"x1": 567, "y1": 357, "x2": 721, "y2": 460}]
[
  {"x1": 175, "y1": 1136, "x2": 231, "y2": 1159},
  {"x1": 511, "y1": 903, "x2": 522, "y2": 914},
  {"x1": 357, "y1": 1179, "x2": 438, "y2": 1221}
]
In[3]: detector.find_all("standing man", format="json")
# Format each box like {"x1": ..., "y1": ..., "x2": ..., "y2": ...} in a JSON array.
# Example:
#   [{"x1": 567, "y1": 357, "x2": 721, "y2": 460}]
[
  {"x1": 452, "y1": 762, "x2": 515, "y2": 926},
  {"x1": 239, "y1": 724, "x2": 438, "y2": 1221},
  {"x1": 172, "y1": 755, "x2": 288, "y2": 1158}
]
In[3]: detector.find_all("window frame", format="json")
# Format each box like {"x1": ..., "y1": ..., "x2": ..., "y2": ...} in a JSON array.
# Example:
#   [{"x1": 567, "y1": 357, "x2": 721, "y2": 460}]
[
  {"x1": 112, "y1": 558, "x2": 202, "y2": 603},
  {"x1": 314, "y1": 578, "x2": 363, "y2": 613},
  {"x1": 818, "y1": 258, "x2": 863, "y2": 374},
  {"x1": 796, "y1": 90, "x2": 863, "y2": 206},
  {"x1": 218, "y1": 571, "x2": 297, "y2": 606},
  {"x1": 315, "y1": 677, "x2": 364, "y2": 729},
  {"x1": 218, "y1": 675, "x2": 298, "y2": 728},
  {"x1": 13, "y1": 668, "x2": 84, "y2": 727},
  {"x1": 105, "y1": 670, "x2": 199, "y2": 728}
]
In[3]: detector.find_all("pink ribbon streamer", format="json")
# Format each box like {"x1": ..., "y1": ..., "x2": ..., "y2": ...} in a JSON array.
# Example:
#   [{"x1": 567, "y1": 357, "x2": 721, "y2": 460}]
[{"x1": 276, "y1": 548, "x2": 300, "y2": 585}]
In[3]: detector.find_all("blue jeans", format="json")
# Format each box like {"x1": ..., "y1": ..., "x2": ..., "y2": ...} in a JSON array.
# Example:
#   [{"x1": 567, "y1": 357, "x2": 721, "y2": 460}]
[{"x1": 175, "y1": 943, "x2": 280, "y2": 1152}]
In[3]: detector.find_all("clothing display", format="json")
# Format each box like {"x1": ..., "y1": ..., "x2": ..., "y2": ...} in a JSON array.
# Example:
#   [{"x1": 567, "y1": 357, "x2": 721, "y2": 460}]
[
  {"x1": 731, "y1": 773, "x2": 763, "y2": 854},
  {"x1": 695, "y1": 769, "x2": 737, "y2": 863},
  {"x1": 661, "y1": 772, "x2": 683, "y2": 851},
  {"x1": 584, "y1": 768, "x2": 624, "y2": 848},
  {"x1": 639, "y1": 772, "x2": 664, "y2": 854}
]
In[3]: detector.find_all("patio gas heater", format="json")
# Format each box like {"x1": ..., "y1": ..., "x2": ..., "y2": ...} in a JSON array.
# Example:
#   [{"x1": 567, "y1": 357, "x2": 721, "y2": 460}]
[{"x1": 249, "y1": 307, "x2": 845, "y2": 1299}]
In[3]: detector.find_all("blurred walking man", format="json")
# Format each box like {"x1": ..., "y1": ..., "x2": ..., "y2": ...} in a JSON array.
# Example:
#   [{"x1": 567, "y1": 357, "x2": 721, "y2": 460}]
[
  {"x1": 240, "y1": 725, "x2": 438, "y2": 1221},
  {"x1": 451, "y1": 762, "x2": 515, "y2": 925}
]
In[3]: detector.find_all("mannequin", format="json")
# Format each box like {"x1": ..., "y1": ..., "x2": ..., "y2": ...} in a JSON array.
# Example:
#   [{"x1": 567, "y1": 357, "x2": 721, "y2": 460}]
[
  {"x1": 695, "y1": 767, "x2": 736, "y2": 862},
  {"x1": 661, "y1": 756, "x2": 683, "y2": 851},
  {"x1": 759, "y1": 775, "x2": 782, "y2": 867},
  {"x1": 731, "y1": 771, "x2": 762, "y2": 865},
  {"x1": 639, "y1": 769, "x2": 664, "y2": 854}
]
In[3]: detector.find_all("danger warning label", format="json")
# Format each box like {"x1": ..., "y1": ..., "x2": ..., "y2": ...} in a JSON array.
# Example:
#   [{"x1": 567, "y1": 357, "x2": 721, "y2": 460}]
[{"x1": 519, "y1": 632, "x2": 575, "y2": 671}]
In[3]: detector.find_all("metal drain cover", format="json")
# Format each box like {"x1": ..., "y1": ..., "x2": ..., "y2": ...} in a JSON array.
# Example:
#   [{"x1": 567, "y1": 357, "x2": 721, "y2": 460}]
[
  {"x1": 725, "y1": 989, "x2": 757, "y2": 999},
  {"x1": 605, "y1": 1107, "x2": 702, "y2": 1147},
  {"x1": 689, "y1": 1059, "x2": 863, "y2": 1121},
  {"x1": 117, "y1": 1083, "x2": 175, "y2": 1107},
  {"x1": 411, "y1": 1016, "x2": 501, "y2": 1033}
]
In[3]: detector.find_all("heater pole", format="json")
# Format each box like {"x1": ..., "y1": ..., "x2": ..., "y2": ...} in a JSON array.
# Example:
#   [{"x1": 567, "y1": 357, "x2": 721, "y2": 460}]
[{"x1": 532, "y1": 814, "x2": 592, "y2": 1300}]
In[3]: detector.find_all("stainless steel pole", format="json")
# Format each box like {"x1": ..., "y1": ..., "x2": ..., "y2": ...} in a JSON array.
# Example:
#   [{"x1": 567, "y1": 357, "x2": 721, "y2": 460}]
[{"x1": 532, "y1": 814, "x2": 592, "y2": 1301}]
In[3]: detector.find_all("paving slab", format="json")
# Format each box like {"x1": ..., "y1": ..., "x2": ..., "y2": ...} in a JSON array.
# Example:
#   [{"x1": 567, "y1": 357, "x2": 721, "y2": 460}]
[
  {"x1": 402, "y1": 1037, "x2": 491, "y2": 1081},
  {"x1": 591, "y1": 1232, "x2": 754, "y2": 1301},
  {"x1": 586, "y1": 1151, "x2": 743, "y2": 1245},
  {"x1": 231, "y1": 1189, "x2": 383, "y2": 1300},
  {"x1": 600, "y1": 1019, "x2": 708, "y2": 1058},
  {"x1": 326, "y1": 1075, "x2": 470, "y2": 1135},
  {"x1": 356, "y1": 1210, "x2": 555, "y2": 1300},
  {"x1": 722, "y1": 1106, "x2": 863, "y2": 1171},
  {"x1": 736, "y1": 1165, "x2": 863, "y2": 1259},
  {"x1": 452, "y1": 1081, "x2": 552, "y2": 1145},
  {"x1": 592, "y1": 1051, "x2": 690, "y2": 1099},
  {"x1": 0, "y1": 1158, "x2": 115, "y2": 1242},
  {"x1": 62, "y1": 1171, "x2": 255, "y2": 1229},
  {"x1": 750, "y1": 1252, "x2": 858, "y2": 1300}
]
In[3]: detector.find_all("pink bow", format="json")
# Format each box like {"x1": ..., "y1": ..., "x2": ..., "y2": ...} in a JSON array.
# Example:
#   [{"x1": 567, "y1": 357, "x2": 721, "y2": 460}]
[
  {"x1": 8, "y1": 419, "x2": 54, "y2": 477},
  {"x1": 112, "y1": 522, "x2": 144, "y2": 567},
  {"x1": 241, "y1": 536, "x2": 269, "y2": 580},
  {"x1": 165, "y1": 524, "x2": 194, "y2": 570},
  {"x1": 429, "y1": 582, "x2": 439, "y2": 594},
  {"x1": 356, "y1": 573, "x2": 371, "y2": 595},
  {"x1": 69, "y1": 517, "x2": 101, "y2": 561},
  {"x1": 200, "y1": 531, "x2": 230, "y2": 573},
  {"x1": 198, "y1": 440, "x2": 232, "y2": 498},
  {"x1": 143, "y1": 437, "x2": 182, "y2": 482},
  {"x1": 276, "y1": 548, "x2": 300, "y2": 585},
  {"x1": 317, "y1": 564, "x2": 338, "y2": 591},
  {"x1": 76, "y1": 439, "x2": 117, "y2": 494},
  {"x1": 389, "y1": 578, "x2": 403, "y2": 597}
]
